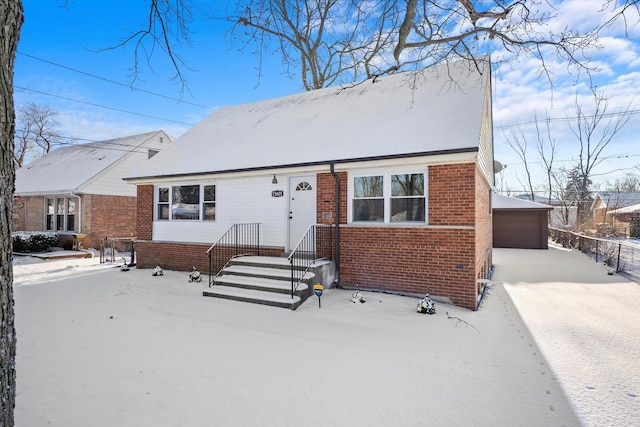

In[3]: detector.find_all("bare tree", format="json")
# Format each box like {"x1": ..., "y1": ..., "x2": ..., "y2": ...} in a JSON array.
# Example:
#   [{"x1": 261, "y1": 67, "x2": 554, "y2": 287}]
[
  {"x1": 216, "y1": 0, "x2": 609, "y2": 90},
  {"x1": 569, "y1": 86, "x2": 633, "y2": 223},
  {"x1": 534, "y1": 115, "x2": 559, "y2": 205},
  {"x1": 504, "y1": 127, "x2": 536, "y2": 201},
  {"x1": 1, "y1": 1, "x2": 23, "y2": 424},
  {"x1": 103, "y1": 0, "x2": 194, "y2": 91},
  {"x1": 14, "y1": 103, "x2": 62, "y2": 167}
]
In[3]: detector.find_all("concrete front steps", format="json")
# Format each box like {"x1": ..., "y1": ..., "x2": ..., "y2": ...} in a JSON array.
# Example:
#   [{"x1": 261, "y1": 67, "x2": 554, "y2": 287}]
[{"x1": 202, "y1": 256, "x2": 321, "y2": 310}]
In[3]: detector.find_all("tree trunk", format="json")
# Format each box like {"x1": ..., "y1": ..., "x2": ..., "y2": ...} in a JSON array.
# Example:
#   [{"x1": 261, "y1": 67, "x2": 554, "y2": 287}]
[{"x1": 1, "y1": 1, "x2": 23, "y2": 425}]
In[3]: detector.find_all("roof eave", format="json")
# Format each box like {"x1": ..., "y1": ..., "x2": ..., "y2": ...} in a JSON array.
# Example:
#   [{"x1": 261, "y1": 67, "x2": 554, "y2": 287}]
[{"x1": 124, "y1": 147, "x2": 479, "y2": 183}]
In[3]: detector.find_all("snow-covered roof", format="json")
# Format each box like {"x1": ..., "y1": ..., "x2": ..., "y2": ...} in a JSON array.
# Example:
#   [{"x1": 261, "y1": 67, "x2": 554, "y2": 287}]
[
  {"x1": 592, "y1": 192, "x2": 640, "y2": 209},
  {"x1": 609, "y1": 203, "x2": 640, "y2": 215},
  {"x1": 15, "y1": 130, "x2": 168, "y2": 195},
  {"x1": 493, "y1": 193, "x2": 553, "y2": 210},
  {"x1": 127, "y1": 59, "x2": 490, "y2": 181}
]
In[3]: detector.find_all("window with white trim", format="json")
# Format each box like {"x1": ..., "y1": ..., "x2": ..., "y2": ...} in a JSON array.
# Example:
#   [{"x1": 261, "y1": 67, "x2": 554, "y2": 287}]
[
  {"x1": 45, "y1": 197, "x2": 77, "y2": 231},
  {"x1": 156, "y1": 184, "x2": 216, "y2": 221},
  {"x1": 351, "y1": 171, "x2": 426, "y2": 223}
]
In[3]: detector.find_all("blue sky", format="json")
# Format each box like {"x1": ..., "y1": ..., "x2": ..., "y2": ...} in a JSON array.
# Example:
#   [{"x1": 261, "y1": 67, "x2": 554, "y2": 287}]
[{"x1": 14, "y1": 0, "x2": 640, "y2": 193}]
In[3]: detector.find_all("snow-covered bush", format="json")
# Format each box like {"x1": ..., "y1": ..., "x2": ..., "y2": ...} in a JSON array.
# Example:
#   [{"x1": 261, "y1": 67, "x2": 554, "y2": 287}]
[{"x1": 12, "y1": 231, "x2": 59, "y2": 253}]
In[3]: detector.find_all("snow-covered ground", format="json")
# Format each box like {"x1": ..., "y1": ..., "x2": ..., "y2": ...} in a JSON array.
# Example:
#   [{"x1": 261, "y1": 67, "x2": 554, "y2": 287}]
[
  {"x1": 497, "y1": 244, "x2": 640, "y2": 427},
  {"x1": 11, "y1": 245, "x2": 638, "y2": 426}
]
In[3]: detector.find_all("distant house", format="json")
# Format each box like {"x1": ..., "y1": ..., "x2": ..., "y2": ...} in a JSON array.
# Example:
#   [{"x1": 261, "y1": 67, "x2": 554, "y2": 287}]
[
  {"x1": 492, "y1": 193, "x2": 553, "y2": 249},
  {"x1": 591, "y1": 191, "x2": 640, "y2": 225},
  {"x1": 125, "y1": 60, "x2": 495, "y2": 310},
  {"x1": 13, "y1": 130, "x2": 172, "y2": 249}
]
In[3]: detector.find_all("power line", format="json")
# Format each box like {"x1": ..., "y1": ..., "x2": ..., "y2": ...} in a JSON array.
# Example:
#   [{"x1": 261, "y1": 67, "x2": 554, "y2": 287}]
[
  {"x1": 17, "y1": 51, "x2": 213, "y2": 110},
  {"x1": 14, "y1": 86, "x2": 196, "y2": 126},
  {"x1": 495, "y1": 108, "x2": 640, "y2": 130}
]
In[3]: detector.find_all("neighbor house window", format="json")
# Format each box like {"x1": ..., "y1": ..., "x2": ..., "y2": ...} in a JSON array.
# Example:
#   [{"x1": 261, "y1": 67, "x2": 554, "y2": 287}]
[
  {"x1": 45, "y1": 198, "x2": 54, "y2": 231},
  {"x1": 67, "y1": 198, "x2": 76, "y2": 231},
  {"x1": 45, "y1": 197, "x2": 77, "y2": 231},
  {"x1": 351, "y1": 171, "x2": 426, "y2": 224},
  {"x1": 156, "y1": 184, "x2": 216, "y2": 221}
]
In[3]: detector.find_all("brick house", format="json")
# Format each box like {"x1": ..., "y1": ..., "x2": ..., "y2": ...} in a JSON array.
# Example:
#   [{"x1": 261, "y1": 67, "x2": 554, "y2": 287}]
[
  {"x1": 125, "y1": 60, "x2": 495, "y2": 310},
  {"x1": 591, "y1": 191, "x2": 640, "y2": 224},
  {"x1": 14, "y1": 130, "x2": 172, "y2": 249}
]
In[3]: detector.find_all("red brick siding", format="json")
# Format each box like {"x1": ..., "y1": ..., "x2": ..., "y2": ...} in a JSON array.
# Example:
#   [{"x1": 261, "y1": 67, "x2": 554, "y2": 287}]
[
  {"x1": 88, "y1": 195, "x2": 137, "y2": 247},
  {"x1": 475, "y1": 167, "x2": 493, "y2": 286},
  {"x1": 12, "y1": 195, "x2": 44, "y2": 231},
  {"x1": 338, "y1": 227, "x2": 477, "y2": 309},
  {"x1": 135, "y1": 240, "x2": 284, "y2": 272},
  {"x1": 428, "y1": 163, "x2": 476, "y2": 226},
  {"x1": 317, "y1": 171, "x2": 348, "y2": 225},
  {"x1": 137, "y1": 185, "x2": 154, "y2": 240}
]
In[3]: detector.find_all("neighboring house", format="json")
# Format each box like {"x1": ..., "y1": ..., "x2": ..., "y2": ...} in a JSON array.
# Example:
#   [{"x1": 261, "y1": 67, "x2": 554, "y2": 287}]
[
  {"x1": 13, "y1": 130, "x2": 172, "y2": 249},
  {"x1": 591, "y1": 191, "x2": 640, "y2": 224},
  {"x1": 125, "y1": 60, "x2": 495, "y2": 310},
  {"x1": 492, "y1": 193, "x2": 553, "y2": 249}
]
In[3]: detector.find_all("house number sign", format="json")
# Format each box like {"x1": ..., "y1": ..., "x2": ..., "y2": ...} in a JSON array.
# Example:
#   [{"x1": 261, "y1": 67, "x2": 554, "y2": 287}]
[{"x1": 271, "y1": 190, "x2": 284, "y2": 197}]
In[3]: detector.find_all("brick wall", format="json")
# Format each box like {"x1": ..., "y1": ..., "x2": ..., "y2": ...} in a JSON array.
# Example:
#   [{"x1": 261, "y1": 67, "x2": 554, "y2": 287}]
[
  {"x1": 428, "y1": 163, "x2": 476, "y2": 226},
  {"x1": 87, "y1": 194, "x2": 137, "y2": 248},
  {"x1": 330, "y1": 162, "x2": 481, "y2": 310},
  {"x1": 137, "y1": 185, "x2": 154, "y2": 240},
  {"x1": 317, "y1": 171, "x2": 348, "y2": 225},
  {"x1": 338, "y1": 226, "x2": 477, "y2": 309},
  {"x1": 475, "y1": 166, "x2": 493, "y2": 291},
  {"x1": 135, "y1": 240, "x2": 284, "y2": 272},
  {"x1": 12, "y1": 196, "x2": 46, "y2": 231}
]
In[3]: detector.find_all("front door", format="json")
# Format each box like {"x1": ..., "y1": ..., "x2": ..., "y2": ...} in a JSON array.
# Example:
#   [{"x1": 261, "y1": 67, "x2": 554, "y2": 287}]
[{"x1": 289, "y1": 175, "x2": 316, "y2": 249}]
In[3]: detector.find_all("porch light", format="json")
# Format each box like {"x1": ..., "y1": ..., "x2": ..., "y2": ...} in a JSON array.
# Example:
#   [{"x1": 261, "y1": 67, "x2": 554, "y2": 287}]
[{"x1": 272, "y1": 174, "x2": 278, "y2": 184}]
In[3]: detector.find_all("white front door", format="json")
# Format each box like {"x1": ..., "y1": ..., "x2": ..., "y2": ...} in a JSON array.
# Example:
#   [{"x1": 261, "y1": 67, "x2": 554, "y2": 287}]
[{"x1": 289, "y1": 175, "x2": 316, "y2": 249}]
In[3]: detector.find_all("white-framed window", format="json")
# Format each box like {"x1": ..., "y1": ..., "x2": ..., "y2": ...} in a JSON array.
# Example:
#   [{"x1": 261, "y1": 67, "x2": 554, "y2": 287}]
[
  {"x1": 350, "y1": 169, "x2": 426, "y2": 224},
  {"x1": 45, "y1": 196, "x2": 76, "y2": 231},
  {"x1": 156, "y1": 184, "x2": 216, "y2": 221}
]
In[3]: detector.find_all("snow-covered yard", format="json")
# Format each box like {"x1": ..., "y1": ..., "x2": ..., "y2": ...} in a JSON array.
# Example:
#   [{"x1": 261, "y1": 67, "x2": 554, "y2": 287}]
[{"x1": 12, "y1": 244, "x2": 639, "y2": 426}]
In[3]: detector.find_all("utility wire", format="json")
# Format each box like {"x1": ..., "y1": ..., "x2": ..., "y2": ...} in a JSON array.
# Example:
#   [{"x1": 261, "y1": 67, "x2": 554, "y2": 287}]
[
  {"x1": 496, "y1": 108, "x2": 640, "y2": 130},
  {"x1": 17, "y1": 51, "x2": 213, "y2": 110},
  {"x1": 14, "y1": 86, "x2": 196, "y2": 126}
]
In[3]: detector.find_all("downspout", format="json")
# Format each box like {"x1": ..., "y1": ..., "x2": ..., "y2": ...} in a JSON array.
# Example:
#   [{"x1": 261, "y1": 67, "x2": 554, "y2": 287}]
[{"x1": 330, "y1": 163, "x2": 340, "y2": 283}]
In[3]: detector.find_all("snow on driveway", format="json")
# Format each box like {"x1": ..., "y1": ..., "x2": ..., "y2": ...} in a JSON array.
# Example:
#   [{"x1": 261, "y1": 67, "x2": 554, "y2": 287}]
[{"x1": 496, "y1": 244, "x2": 640, "y2": 427}]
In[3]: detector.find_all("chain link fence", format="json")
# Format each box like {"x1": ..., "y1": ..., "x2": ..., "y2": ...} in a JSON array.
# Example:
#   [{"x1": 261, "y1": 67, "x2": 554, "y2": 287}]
[{"x1": 549, "y1": 227, "x2": 640, "y2": 284}]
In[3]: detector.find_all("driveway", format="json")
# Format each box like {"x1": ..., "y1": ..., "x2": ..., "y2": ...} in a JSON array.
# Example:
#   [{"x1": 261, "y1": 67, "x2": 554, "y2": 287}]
[{"x1": 494, "y1": 244, "x2": 640, "y2": 427}]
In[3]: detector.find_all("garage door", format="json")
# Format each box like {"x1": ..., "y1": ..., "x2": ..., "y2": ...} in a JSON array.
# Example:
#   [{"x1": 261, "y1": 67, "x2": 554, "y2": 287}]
[{"x1": 493, "y1": 211, "x2": 548, "y2": 249}]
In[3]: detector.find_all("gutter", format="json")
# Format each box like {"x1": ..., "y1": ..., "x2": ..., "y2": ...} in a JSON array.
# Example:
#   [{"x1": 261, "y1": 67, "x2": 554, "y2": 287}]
[{"x1": 330, "y1": 163, "x2": 340, "y2": 283}]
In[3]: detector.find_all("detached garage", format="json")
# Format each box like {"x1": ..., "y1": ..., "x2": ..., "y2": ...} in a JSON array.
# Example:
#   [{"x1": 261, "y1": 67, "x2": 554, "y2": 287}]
[{"x1": 492, "y1": 193, "x2": 553, "y2": 249}]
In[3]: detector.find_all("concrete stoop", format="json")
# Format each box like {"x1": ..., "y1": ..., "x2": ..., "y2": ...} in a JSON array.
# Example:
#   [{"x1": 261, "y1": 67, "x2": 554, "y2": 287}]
[{"x1": 203, "y1": 256, "x2": 335, "y2": 310}]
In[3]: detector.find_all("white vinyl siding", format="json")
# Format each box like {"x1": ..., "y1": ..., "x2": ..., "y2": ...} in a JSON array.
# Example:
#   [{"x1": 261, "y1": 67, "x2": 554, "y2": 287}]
[
  {"x1": 82, "y1": 132, "x2": 170, "y2": 196},
  {"x1": 153, "y1": 176, "x2": 286, "y2": 247}
]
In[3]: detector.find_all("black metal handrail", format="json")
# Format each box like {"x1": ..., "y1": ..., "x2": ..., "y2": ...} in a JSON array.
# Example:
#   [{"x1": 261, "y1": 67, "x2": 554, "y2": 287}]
[
  {"x1": 206, "y1": 223, "x2": 261, "y2": 286},
  {"x1": 288, "y1": 224, "x2": 335, "y2": 297}
]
